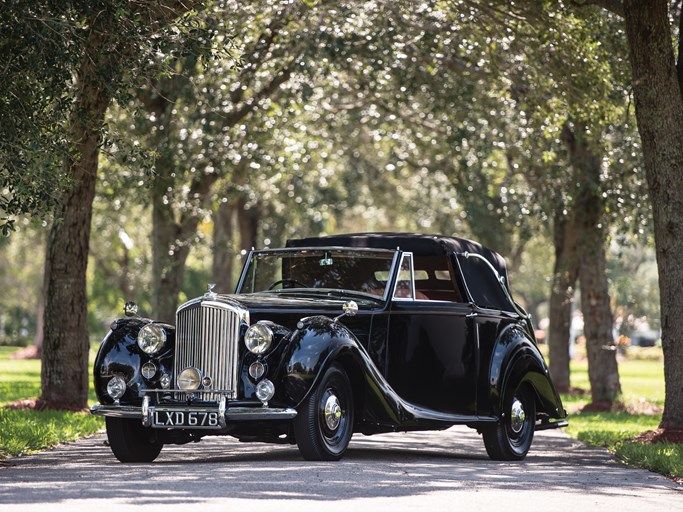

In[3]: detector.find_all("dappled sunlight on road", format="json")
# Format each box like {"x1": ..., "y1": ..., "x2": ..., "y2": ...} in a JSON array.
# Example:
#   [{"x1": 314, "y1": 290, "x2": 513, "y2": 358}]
[{"x1": 0, "y1": 426, "x2": 679, "y2": 511}]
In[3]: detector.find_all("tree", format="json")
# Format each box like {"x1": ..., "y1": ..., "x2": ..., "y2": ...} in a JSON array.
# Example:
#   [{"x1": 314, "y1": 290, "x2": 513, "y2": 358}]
[
  {"x1": 4, "y1": 1, "x2": 204, "y2": 409},
  {"x1": 576, "y1": 0, "x2": 683, "y2": 429},
  {"x1": 114, "y1": 0, "x2": 337, "y2": 322},
  {"x1": 0, "y1": 2, "x2": 77, "y2": 234},
  {"x1": 483, "y1": 4, "x2": 639, "y2": 402}
]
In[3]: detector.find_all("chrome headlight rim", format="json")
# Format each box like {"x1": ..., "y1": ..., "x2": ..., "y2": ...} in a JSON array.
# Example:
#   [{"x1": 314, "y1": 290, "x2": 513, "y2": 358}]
[
  {"x1": 244, "y1": 322, "x2": 274, "y2": 355},
  {"x1": 137, "y1": 323, "x2": 167, "y2": 355}
]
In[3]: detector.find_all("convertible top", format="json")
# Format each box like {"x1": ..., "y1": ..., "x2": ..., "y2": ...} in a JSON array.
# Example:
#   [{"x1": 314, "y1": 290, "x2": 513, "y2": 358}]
[
  {"x1": 286, "y1": 233, "x2": 515, "y2": 310},
  {"x1": 286, "y1": 232, "x2": 508, "y2": 282}
]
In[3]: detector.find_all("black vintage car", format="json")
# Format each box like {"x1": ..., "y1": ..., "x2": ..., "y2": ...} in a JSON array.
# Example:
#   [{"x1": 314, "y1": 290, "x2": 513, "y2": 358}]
[{"x1": 91, "y1": 233, "x2": 567, "y2": 462}]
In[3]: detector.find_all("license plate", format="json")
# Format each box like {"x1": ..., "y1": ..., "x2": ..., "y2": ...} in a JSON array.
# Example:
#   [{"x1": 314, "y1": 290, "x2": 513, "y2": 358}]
[{"x1": 152, "y1": 410, "x2": 221, "y2": 429}]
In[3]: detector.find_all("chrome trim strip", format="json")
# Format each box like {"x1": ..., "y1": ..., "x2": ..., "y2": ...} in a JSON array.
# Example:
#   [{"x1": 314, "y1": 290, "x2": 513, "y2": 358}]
[
  {"x1": 91, "y1": 403, "x2": 141, "y2": 418},
  {"x1": 225, "y1": 407, "x2": 297, "y2": 420},
  {"x1": 235, "y1": 249, "x2": 255, "y2": 293},
  {"x1": 392, "y1": 252, "x2": 417, "y2": 301}
]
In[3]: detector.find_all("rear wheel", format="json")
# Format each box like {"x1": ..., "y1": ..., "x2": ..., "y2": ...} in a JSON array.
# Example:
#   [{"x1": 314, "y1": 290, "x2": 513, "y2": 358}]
[
  {"x1": 106, "y1": 417, "x2": 163, "y2": 462},
  {"x1": 483, "y1": 384, "x2": 536, "y2": 461},
  {"x1": 293, "y1": 364, "x2": 354, "y2": 461}
]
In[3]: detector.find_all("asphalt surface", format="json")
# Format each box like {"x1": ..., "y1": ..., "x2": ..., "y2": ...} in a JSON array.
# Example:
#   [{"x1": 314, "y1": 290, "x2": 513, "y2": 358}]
[{"x1": 0, "y1": 426, "x2": 679, "y2": 511}]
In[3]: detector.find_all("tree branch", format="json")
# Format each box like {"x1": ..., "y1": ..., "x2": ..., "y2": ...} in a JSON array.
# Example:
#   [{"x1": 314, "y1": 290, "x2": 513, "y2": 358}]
[
  {"x1": 134, "y1": 0, "x2": 204, "y2": 30},
  {"x1": 219, "y1": 57, "x2": 298, "y2": 129},
  {"x1": 569, "y1": 0, "x2": 625, "y2": 17}
]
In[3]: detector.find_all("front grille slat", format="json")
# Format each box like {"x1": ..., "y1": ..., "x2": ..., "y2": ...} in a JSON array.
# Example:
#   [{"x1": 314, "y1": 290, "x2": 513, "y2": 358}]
[{"x1": 174, "y1": 301, "x2": 246, "y2": 401}]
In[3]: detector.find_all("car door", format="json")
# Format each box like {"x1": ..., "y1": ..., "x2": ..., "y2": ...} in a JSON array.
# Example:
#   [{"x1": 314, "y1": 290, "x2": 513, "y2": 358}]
[{"x1": 385, "y1": 253, "x2": 478, "y2": 415}]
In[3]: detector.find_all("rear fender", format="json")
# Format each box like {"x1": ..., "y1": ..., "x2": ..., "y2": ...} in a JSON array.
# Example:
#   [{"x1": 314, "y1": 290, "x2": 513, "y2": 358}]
[{"x1": 489, "y1": 324, "x2": 565, "y2": 420}]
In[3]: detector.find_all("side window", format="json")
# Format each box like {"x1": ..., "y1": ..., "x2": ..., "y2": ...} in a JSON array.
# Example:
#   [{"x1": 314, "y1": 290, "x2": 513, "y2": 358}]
[
  {"x1": 409, "y1": 256, "x2": 465, "y2": 302},
  {"x1": 393, "y1": 253, "x2": 415, "y2": 299}
]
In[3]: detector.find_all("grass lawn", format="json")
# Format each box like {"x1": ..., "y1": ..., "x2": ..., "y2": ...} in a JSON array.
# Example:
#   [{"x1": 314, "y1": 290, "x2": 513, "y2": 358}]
[
  {"x1": 0, "y1": 347, "x2": 41, "y2": 404},
  {"x1": 0, "y1": 346, "x2": 103, "y2": 459},
  {"x1": 568, "y1": 356, "x2": 665, "y2": 407},
  {"x1": 561, "y1": 351, "x2": 682, "y2": 479}
]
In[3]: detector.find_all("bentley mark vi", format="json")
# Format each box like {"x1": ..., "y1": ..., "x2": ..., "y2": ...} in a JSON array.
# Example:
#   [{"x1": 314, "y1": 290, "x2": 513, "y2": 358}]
[{"x1": 91, "y1": 232, "x2": 567, "y2": 462}]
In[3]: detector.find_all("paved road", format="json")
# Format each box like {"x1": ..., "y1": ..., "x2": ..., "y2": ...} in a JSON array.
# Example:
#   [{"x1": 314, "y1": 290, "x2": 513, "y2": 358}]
[{"x1": 0, "y1": 426, "x2": 679, "y2": 511}]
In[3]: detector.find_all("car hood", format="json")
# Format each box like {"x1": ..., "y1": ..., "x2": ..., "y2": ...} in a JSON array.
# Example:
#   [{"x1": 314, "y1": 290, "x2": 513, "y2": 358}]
[{"x1": 219, "y1": 292, "x2": 381, "y2": 313}]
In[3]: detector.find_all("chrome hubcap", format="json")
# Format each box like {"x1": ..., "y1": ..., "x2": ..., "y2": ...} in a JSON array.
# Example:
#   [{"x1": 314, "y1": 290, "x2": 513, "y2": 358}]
[
  {"x1": 324, "y1": 394, "x2": 343, "y2": 431},
  {"x1": 510, "y1": 398, "x2": 526, "y2": 434}
]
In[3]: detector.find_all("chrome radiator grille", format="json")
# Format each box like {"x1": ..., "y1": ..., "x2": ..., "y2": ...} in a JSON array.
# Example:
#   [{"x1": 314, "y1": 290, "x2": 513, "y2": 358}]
[{"x1": 174, "y1": 301, "x2": 246, "y2": 400}]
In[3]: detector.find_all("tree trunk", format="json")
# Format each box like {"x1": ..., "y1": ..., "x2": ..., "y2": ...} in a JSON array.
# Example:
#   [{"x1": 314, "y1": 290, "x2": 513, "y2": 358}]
[
  {"x1": 33, "y1": 285, "x2": 44, "y2": 353},
  {"x1": 578, "y1": 233, "x2": 622, "y2": 403},
  {"x1": 150, "y1": 164, "x2": 194, "y2": 324},
  {"x1": 623, "y1": 0, "x2": 683, "y2": 428},
  {"x1": 40, "y1": 26, "x2": 112, "y2": 409},
  {"x1": 212, "y1": 200, "x2": 237, "y2": 294},
  {"x1": 563, "y1": 124, "x2": 621, "y2": 404},
  {"x1": 547, "y1": 209, "x2": 579, "y2": 393},
  {"x1": 238, "y1": 197, "x2": 260, "y2": 252}
]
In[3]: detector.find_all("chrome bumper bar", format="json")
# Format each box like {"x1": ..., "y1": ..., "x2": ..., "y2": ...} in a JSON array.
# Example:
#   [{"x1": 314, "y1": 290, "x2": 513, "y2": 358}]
[{"x1": 91, "y1": 396, "x2": 297, "y2": 429}]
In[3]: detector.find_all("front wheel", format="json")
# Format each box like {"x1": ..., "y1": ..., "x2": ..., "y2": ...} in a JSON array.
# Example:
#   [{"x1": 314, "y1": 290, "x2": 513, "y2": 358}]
[
  {"x1": 482, "y1": 384, "x2": 536, "y2": 461},
  {"x1": 293, "y1": 364, "x2": 354, "y2": 461},
  {"x1": 106, "y1": 417, "x2": 164, "y2": 462}
]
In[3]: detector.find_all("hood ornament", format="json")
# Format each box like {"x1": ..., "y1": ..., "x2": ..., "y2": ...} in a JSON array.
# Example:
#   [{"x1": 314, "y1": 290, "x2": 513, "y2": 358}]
[{"x1": 206, "y1": 283, "x2": 218, "y2": 299}]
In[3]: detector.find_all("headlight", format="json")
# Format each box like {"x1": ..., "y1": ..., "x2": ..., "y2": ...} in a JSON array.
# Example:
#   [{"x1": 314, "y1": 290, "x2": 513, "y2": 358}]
[
  {"x1": 137, "y1": 323, "x2": 167, "y2": 354},
  {"x1": 177, "y1": 367, "x2": 201, "y2": 390},
  {"x1": 244, "y1": 322, "x2": 274, "y2": 354}
]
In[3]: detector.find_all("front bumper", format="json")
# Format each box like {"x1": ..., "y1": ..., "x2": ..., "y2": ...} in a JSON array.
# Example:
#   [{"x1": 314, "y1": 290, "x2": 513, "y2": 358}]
[{"x1": 91, "y1": 396, "x2": 297, "y2": 429}]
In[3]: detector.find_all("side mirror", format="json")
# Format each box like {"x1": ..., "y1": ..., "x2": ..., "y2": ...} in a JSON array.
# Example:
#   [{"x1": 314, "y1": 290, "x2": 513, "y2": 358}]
[{"x1": 334, "y1": 301, "x2": 358, "y2": 323}]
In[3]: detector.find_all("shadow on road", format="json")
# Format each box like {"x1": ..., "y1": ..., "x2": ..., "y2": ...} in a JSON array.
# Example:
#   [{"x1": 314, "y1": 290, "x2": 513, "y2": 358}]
[{"x1": 0, "y1": 427, "x2": 678, "y2": 507}]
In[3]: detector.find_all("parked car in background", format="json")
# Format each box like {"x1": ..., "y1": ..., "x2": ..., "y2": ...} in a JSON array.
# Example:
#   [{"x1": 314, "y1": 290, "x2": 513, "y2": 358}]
[
  {"x1": 629, "y1": 330, "x2": 660, "y2": 347},
  {"x1": 91, "y1": 232, "x2": 567, "y2": 462}
]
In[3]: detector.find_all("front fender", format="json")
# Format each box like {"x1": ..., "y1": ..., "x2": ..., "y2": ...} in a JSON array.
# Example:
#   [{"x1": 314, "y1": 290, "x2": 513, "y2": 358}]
[
  {"x1": 489, "y1": 324, "x2": 565, "y2": 419},
  {"x1": 279, "y1": 316, "x2": 361, "y2": 408},
  {"x1": 93, "y1": 317, "x2": 175, "y2": 405}
]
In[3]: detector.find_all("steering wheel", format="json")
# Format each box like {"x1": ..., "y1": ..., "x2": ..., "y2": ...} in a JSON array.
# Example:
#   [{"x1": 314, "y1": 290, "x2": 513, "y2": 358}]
[{"x1": 267, "y1": 278, "x2": 310, "y2": 290}]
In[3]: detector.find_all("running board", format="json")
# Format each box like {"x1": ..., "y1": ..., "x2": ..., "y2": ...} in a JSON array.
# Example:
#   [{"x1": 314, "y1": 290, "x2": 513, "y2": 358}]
[{"x1": 403, "y1": 401, "x2": 498, "y2": 425}]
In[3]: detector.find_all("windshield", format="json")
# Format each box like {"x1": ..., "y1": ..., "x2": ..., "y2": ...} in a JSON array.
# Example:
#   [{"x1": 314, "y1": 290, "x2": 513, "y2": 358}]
[{"x1": 237, "y1": 248, "x2": 397, "y2": 300}]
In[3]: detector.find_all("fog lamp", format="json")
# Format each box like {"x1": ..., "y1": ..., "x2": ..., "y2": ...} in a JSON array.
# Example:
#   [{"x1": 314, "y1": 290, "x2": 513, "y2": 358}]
[
  {"x1": 107, "y1": 375, "x2": 126, "y2": 400},
  {"x1": 249, "y1": 361, "x2": 266, "y2": 380},
  {"x1": 141, "y1": 362, "x2": 157, "y2": 380},
  {"x1": 256, "y1": 379, "x2": 275, "y2": 403},
  {"x1": 177, "y1": 367, "x2": 201, "y2": 391}
]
